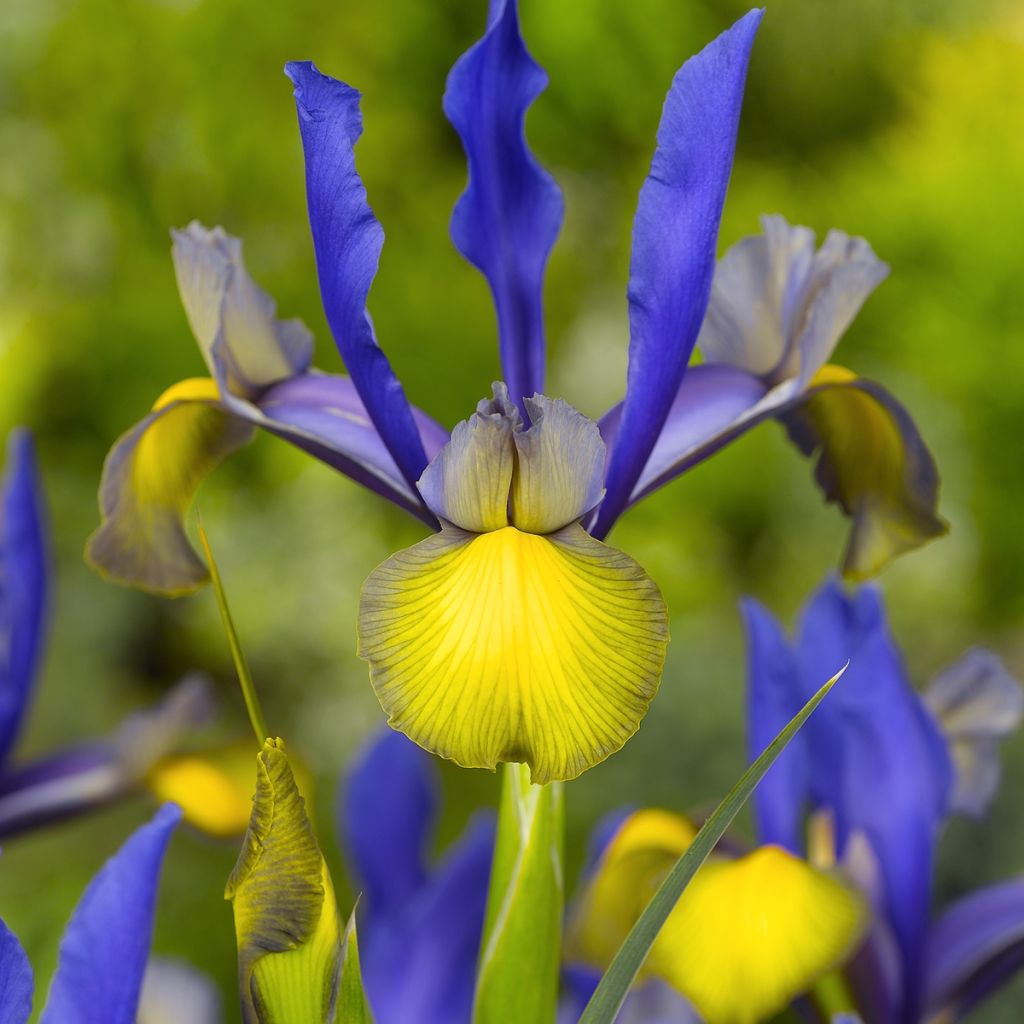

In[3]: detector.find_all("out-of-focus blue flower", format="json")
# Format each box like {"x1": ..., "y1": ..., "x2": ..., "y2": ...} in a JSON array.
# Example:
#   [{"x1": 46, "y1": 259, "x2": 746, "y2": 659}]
[
  {"x1": 745, "y1": 578, "x2": 1024, "y2": 1023},
  {"x1": 0, "y1": 431, "x2": 240, "y2": 840},
  {"x1": 0, "y1": 803, "x2": 180, "y2": 1024},
  {"x1": 338, "y1": 728, "x2": 495, "y2": 1024}
]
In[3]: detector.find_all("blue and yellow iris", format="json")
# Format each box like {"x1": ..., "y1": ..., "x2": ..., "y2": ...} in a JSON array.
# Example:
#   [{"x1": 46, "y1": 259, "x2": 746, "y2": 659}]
[{"x1": 359, "y1": 386, "x2": 669, "y2": 784}]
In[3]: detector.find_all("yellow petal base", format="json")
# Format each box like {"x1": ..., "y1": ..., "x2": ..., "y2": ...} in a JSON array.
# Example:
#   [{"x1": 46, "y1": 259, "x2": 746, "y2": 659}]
[{"x1": 358, "y1": 524, "x2": 669, "y2": 784}]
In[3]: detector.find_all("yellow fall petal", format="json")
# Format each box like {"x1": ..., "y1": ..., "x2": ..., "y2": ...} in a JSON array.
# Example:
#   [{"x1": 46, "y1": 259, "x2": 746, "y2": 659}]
[
  {"x1": 652, "y1": 846, "x2": 865, "y2": 1024},
  {"x1": 785, "y1": 365, "x2": 947, "y2": 579},
  {"x1": 568, "y1": 810, "x2": 866, "y2": 1024},
  {"x1": 566, "y1": 809, "x2": 696, "y2": 968},
  {"x1": 86, "y1": 378, "x2": 253, "y2": 596},
  {"x1": 358, "y1": 524, "x2": 668, "y2": 784}
]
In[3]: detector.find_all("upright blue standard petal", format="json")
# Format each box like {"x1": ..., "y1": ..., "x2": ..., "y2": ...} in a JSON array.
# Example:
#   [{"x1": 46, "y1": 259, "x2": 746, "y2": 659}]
[
  {"x1": 593, "y1": 10, "x2": 762, "y2": 538},
  {"x1": 0, "y1": 919, "x2": 33, "y2": 1024},
  {"x1": 0, "y1": 430, "x2": 49, "y2": 764},
  {"x1": 40, "y1": 804, "x2": 182, "y2": 1024},
  {"x1": 286, "y1": 61, "x2": 429, "y2": 491},
  {"x1": 443, "y1": 0, "x2": 564, "y2": 410}
]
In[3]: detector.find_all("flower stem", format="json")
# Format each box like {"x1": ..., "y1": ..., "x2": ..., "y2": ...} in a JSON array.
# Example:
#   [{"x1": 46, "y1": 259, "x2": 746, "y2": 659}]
[{"x1": 196, "y1": 514, "x2": 269, "y2": 746}]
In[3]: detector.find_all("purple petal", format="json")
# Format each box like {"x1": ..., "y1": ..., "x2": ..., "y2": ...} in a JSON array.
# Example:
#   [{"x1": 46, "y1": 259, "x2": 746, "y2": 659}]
[
  {"x1": 597, "y1": 364, "x2": 772, "y2": 507},
  {"x1": 0, "y1": 430, "x2": 49, "y2": 764},
  {"x1": 0, "y1": 745, "x2": 122, "y2": 839},
  {"x1": 285, "y1": 61, "x2": 429, "y2": 491},
  {"x1": 257, "y1": 372, "x2": 447, "y2": 525},
  {"x1": 924, "y1": 878, "x2": 1024, "y2": 1019},
  {"x1": 742, "y1": 597, "x2": 809, "y2": 853},
  {"x1": 40, "y1": 804, "x2": 182, "y2": 1024},
  {"x1": 0, "y1": 675, "x2": 212, "y2": 840},
  {"x1": 361, "y1": 814, "x2": 495, "y2": 1024},
  {"x1": 0, "y1": 919, "x2": 32, "y2": 1024},
  {"x1": 592, "y1": 10, "x2": 762, "y2": 538},
  {"x1": 443, "y1": 0, "x2": 564, "y2": 410},
  {"x1": 339, "y1": 728, "x2": 437, "y2": 930}
]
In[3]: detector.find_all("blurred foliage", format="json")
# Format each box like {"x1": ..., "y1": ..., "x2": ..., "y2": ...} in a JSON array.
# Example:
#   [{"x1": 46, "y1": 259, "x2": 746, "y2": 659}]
[{"x1": 1, "y1": 0, "x2": 1023, "y2": 1019}]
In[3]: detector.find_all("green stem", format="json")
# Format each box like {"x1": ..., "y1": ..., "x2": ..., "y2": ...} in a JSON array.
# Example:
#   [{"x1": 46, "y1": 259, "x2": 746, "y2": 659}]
[
  {"x1": 473, "y1": 762, "x2": 564, "y2": 1024},
  {"x1": 196, "y1": 514, "x2": 269, "y2": 746}
]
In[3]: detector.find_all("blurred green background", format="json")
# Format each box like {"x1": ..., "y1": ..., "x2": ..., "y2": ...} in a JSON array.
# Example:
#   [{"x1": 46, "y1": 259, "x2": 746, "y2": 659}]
[{"x1": 1, "y1": 0, "x2": 1023, "y2": 1018}]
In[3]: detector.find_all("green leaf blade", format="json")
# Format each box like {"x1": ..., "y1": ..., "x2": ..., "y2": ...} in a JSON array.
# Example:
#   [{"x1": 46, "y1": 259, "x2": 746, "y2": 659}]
[
  {"x1": 472, "y1": 762, "x2": 564, "y2": 1024},
  {"x1": 337, "y1": 908, "x2": 375, "y2": 1024},
  {"x1": 578, "y1": 664, "x2": 848, "y2": 1024}
]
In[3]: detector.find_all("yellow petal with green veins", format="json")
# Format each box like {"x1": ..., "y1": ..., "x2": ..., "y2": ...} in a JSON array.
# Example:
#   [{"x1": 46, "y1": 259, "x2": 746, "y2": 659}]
[
  {"x1": 226, "y1": 738, "x2": 341, "y2": 1024},
  {"x1": 86, "y1": 377, "x2": 253, "y2": 596},
  {"x1": 358, "y1": 524, "x2": 668, "y2": 784}
]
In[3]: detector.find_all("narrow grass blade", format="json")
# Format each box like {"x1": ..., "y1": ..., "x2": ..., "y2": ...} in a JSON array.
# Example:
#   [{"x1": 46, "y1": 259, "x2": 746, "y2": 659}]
[
  {"x1": 473, "y1": 762, "x2": 564, "y2": 1024},
  {"x1": 578, "y1": 664, "x2": 847, "y2": 1024}
]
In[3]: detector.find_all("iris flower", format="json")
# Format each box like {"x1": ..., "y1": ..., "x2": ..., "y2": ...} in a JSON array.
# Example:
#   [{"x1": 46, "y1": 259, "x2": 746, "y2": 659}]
[
  {"x1": 745, "y1": 579, "x2": 1024, "y2": 1023},
  {"x1": 88, "y1": 2, "x2": 942, "y2": 781},
  {"x1": 0, "y1": 430, "x2": 245, "y2": 839},
  {"x1": 0, "y1": 803, "x2": 180, "y2": 1023},
  {"x1": 561, "y1": 581, "x2": 1023, "y2": 1024}
]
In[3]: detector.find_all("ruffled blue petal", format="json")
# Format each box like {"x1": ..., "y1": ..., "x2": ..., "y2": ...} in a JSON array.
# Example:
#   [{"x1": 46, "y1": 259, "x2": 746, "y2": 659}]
[
  {"x1": 0, "y1": 919, "x2": 33, "y2": 1024},
  {"x1": 285, "y1": 61, "x2": 429, "y2": 491},
  {"x1": 340, "y1": 728, "x2": 437, "y2": 929},
  {"x1": 361, "y1": 814, "x2": 495, "y2": 1024},
  {"x1": 0, "y1": 431, "x2": 49, "y2": 765},
  {"x1": 592, "y1": 10, "x2": 762, "y2": 538},
  {"x1": 924, "y1": 877, "x2": 1024, "y2": 1019},
  {"x1": 742, "y1": 597, "x2": 809, "y2": 853},
  {"x1": 443, "y1": 0, "x2": 564, "y2": 410},
  {"x1": 40, "y1": 804, "x2": 182, "y2": 1024}
]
